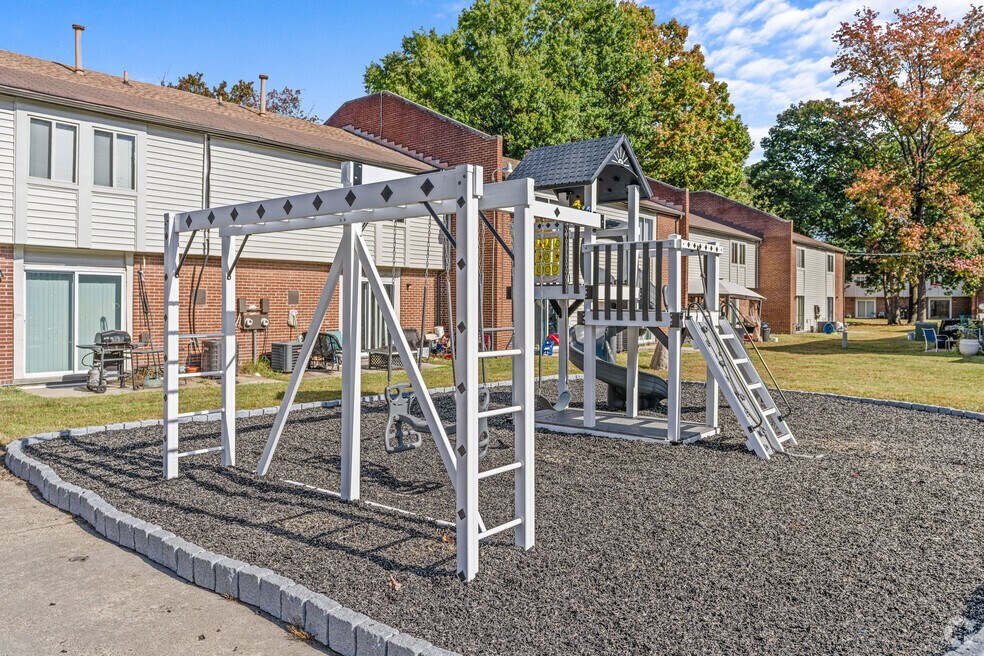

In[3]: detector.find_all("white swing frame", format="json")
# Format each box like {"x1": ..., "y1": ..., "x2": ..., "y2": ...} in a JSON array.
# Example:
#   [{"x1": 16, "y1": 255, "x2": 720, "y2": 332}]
[{"x1": 162, "y1": 163, "x2": 601, "y2": 581}]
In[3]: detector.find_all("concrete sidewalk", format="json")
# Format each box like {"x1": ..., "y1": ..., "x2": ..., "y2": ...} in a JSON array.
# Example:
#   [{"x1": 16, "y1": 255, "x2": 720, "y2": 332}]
[{"x1": 0, "y1": 465, "x2": 330, "y2": 655}]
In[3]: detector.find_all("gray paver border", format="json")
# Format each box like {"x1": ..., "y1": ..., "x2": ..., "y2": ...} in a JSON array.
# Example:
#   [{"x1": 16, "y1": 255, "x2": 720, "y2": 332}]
[{"x1": 5, "y1": 381, "x2": 982, "y2": 656}]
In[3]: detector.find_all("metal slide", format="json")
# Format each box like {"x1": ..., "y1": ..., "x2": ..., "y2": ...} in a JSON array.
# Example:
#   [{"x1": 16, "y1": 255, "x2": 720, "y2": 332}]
[{"x1": 568, "y1": 326, "x2": 668, "y2": 408}]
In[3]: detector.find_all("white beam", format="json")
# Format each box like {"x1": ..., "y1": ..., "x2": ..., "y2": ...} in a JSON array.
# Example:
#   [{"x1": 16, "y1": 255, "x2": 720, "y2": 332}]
[
  {"x1": 220, "y1": 233, "x2": 237, "y2": 467},
  {"x1": 582, "y1": 182, "x2": 598, "y2": 428},
  {"x1": 340, "y1": 224, "x2": 363, "y2": 501},
  {"x1": 177, "y1": 166, "x2": 468, "y2": 232},
  {"x1": 512, "y1": 196, "x2": 535, "y2": 550},
  {"x1": 625, "y1": 186, "x2": 640, "y2": 418},
  {"x1": 354, "y1": 233, "x2": 458, "y2": 481},
  {"x1": 666, "y1": 234, "x2": 683, "y2": 442},
  {"x1": 163, "y1": 214, "x2": 180, "y2": 479},
  {"x1": 255, "y1": 238, "x2": 346, "y2": 476},
  {"x1": 704, "y1": 241, "x2": 720, "y2": 430},
  {"x1": 531, "y1": 200, "x2": 602, "y2": 229}
]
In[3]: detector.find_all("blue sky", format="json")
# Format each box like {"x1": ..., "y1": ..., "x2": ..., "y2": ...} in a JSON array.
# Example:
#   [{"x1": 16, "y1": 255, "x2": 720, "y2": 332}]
[{"x1": 0, "y1": 0, "x2": 974, "y2": 162}]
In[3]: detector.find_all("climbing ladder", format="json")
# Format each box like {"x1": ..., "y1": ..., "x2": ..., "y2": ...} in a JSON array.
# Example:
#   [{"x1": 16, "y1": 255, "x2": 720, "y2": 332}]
[{"x1": 685, "y1": 309, "x2": 796, "y2": 459}]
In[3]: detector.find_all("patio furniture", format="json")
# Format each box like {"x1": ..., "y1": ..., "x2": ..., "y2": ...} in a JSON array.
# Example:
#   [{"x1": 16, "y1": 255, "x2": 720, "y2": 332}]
[
  {"x1": 923, "y1": 327, "x2": 952, "y2": 352},
  {"x1": 304, "y1": 330, "x2": 343, "y2": 371},
  {"x1": 368, "y1": 328, "x2": 421, "y2": 370}
]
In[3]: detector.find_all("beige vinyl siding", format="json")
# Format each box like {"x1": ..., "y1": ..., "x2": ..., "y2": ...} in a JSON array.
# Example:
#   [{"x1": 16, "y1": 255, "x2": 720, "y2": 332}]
[
  {"x1": 145, "y1": 127, "x2": 204, "y2": 252},
  {"x1": 209, "y1": 138, "x2": 343, "y2": 263},
  {"x1": 797, "y1": 246, "x2": 834, "y2": 331},
  {"x1": 91, "y1": 191, "x2": 137, "y2": 250},
  {"x1": 0, "y1": 97, "x2": 13, "y2": 242},
  {"x1": 688, "y1": 228, "x2": 758, "y2": 291},
  {"x1": 26, "y1": 183, "x2": 77, "y2": 247}
]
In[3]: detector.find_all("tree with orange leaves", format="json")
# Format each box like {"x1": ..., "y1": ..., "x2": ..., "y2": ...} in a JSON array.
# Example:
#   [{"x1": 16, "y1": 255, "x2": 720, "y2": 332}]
[{"x1": 834, "y1": 5, "x2": 984, "y2": 322}]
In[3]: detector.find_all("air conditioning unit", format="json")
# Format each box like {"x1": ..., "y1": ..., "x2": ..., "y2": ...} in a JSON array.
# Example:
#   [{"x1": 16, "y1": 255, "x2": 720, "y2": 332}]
[
  {"x1": 271, "y1": 341, "x2": 303, "y2": 373},
  {"x1": 201, "y1": 339, "x2": 227, "y2": 377}
]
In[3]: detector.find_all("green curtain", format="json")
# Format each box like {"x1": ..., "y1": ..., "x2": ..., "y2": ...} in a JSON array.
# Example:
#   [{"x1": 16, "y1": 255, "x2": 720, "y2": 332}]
[{"x1": 25, "y1": 272, "x2": 73, "y2": 374}]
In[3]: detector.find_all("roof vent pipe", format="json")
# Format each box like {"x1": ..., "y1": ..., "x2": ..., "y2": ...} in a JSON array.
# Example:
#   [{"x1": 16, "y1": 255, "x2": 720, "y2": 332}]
[
  {"x1": 258, "y1": 74, "x2": 268, "y2": 116},
  {"x1": 123, "y1": 70, "x2": 129, "y2": 85},
  {"x1": 72, "y1": 24, "x2": 85, "y2": 74}
]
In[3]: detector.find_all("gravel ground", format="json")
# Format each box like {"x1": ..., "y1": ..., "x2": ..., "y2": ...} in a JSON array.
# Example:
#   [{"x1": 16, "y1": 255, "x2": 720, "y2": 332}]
[{"x1": 24, "y1": 381, "x2": 984, "y2": 655}]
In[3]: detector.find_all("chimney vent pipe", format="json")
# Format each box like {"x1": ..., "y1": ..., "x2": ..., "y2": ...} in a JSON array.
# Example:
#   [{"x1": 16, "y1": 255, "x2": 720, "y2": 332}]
[
  {"x1": 123, "y1": 70, "x2": 129, "y2": 84},
  {"x1": 72, "y1": 24, "x2": 85, "y2": 74},
  {"x1": 258, "y1": 74, "x2": 268, "y2": 116}
]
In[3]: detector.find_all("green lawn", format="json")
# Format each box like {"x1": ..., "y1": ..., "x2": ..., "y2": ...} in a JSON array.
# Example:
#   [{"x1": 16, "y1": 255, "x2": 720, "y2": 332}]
[{"x1": 1, "y1": 321, "x2": 980, "y2": 445}]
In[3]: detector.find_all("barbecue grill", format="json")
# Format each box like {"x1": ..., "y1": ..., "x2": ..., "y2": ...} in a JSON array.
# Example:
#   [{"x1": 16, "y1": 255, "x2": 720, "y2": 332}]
[{"x1": 77, "y1": 331, "x2": 136, "y2": 393}]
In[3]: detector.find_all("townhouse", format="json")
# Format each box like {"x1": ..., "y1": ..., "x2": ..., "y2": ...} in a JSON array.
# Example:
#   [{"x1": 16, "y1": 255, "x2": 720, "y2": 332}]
[
  {"x1": 845, "y1": 276, "x2": 984, "y2": 320},
  {"x1": 0, "y1": 48, "x2": 444, "y2": 384}
]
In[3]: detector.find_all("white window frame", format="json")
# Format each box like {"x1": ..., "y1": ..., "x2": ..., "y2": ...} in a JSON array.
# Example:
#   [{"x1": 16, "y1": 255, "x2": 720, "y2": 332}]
[
  {"x1": 826, "y1": 296, "x2": 834, "y2": 322},
  {"x1": 93, "y1": 128, "x2": 137, "y2": 191},
  {"x1": 856, "y1": 299, "x2": 876, "y2": 319},
  {"x1": 826, "y1": 254, "x2": 834, "y2": 273},
  {"x1": 28, "y1": 116, "x2": 78, "y2": 185},
  {"x1": 796, "y1": 248, "x2": 806, "y2": 269},
  {"x1": 22, "y1": 263, "x2": 127, "y2": 377},
  {"x1": 731, "y1": 242, "x2": 746, "y2": 265}
]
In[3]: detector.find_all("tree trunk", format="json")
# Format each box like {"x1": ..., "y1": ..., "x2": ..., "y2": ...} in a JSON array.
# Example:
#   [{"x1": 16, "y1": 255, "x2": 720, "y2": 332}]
[
  {"x1": 915, "y1": 269, "x2": 927, "y2": 322},
  {"x1": 885, "y1": 294, "x2": 900, "y2": 325},
  {"x1": 906, "y1": 293, "x2": 915, "y2": 324},
  {"x1": 649, "y1": 340, "x2": 668, "y2": 370}
]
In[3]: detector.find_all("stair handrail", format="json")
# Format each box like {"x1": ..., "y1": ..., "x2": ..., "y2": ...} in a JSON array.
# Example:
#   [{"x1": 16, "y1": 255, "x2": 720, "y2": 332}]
[
  {"x1": 686, "y1": 301, "x2": 765, "y2": 432},
  {"x1": 724, "y1": 299, "x2": 794, "y2": 419}
]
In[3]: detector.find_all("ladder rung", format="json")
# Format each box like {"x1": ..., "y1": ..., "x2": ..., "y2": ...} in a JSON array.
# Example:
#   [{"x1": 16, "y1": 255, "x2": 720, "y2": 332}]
[
  {"x1": 478, "y1": 461, "x2": 523, "y2": 480},
  {"x1": 178, "y1": 332, "x2": 224, "y2": 339},
  {"x1": 720, "y1": 333, "x2": 735, "y2": 340},
  {"x1": 478, "y1": 517, "x2": 523, "y2": 541},
  {"x1": 177, "y1": 445, "x2": 223, "y2": 458},
  {"x1": 177, "y1": 410, "x2": 216, "y2": 418},
  {"x1": 478, "y1": 349, "x2": 522, "y2": 359},
  {"x1": 179, "y1": 370, "x2": 224, "y2": 379},
  {"x1": 478, "y1": 405, "x2": 522, "y2": 420}
]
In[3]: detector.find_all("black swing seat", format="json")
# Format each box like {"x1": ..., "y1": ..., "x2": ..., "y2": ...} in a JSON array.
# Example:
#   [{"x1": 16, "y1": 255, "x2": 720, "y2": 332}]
[{"x1": 384, "y1": 383, "x2": 491, "y2": 457}]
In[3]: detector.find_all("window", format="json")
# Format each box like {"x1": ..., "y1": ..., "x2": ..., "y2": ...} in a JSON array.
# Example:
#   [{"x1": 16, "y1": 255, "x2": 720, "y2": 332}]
[
  {"x1": 929, "y1": 298, "x2": 951, "y2": 319},
  {"x1": 361, "y1": 280, "x2": 395, "y2": 351},
  {"x1": 827, "y1": 254, "x2": 834, "y2": 273},
  {"x1": 640, "y1": 217, "x2": 655, "y2": 242},
  {"x1": 731, "y1": 243, "x2": 746, "y2": 265},
  {"x1": 827, "y1": 296, "x2": 835, "y2": 322},
  {"x1": 796, "y1": 248, "x2": 806, "y2": 269},
  {"x1": 25, "y1": 270, "x2": 123, "y2": 375},
  {"x1": 93, "y1": 130, "x2": 135, "y2": 189},
  {"x1": 29, "y1": 118, "x2": 77, "y2": 182},
  {"x1": 855, "y1": 299, "x2": 876, "y2": 319},
  {"x1": 796, "y1": 295, "x2": 805, "y2": 329}
]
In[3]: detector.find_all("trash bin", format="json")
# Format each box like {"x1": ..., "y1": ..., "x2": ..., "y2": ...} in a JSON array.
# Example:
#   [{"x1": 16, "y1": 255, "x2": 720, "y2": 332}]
[{"x1": 760, "y1": 322, "x2": 771, "y2": 343}]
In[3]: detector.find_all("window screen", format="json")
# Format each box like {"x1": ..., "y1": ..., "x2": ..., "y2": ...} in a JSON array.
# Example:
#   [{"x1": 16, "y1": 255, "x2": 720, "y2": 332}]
[
  {"x1": 115, "y1": 134, "x2": 135, "y2": 189},
  {"x1": 93, "y1": 130, "x2": 113, "y2": 187},
  {"x1": 29, "y1": 119, "x2": 51, "y2": 179},
  {"x1": 52, "y1": 123, "x2": 76, "y2": 182}
]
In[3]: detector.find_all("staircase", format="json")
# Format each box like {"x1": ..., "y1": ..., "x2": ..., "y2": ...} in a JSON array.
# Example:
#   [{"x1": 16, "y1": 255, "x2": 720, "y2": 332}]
[{"x1": 685, "y1": 310, "x2": 796, "y2": 460}]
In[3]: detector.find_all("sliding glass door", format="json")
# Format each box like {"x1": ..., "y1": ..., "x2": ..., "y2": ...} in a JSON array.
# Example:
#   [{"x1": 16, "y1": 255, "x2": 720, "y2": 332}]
[{"x1": 24, "y1": 269, "x2": 124, "y2": 376}]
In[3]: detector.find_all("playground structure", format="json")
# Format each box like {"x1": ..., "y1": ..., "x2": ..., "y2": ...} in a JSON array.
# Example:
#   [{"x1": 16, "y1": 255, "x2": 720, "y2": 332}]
[{"x1": 161, "y1": 136, "x2": 797, "y2": 581}]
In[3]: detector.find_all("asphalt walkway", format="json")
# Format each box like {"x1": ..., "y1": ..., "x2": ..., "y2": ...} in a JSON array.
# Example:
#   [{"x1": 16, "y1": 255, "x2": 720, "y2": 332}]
[{"x1": 0, "y1": 464, "x2": 329, "y2": 656}]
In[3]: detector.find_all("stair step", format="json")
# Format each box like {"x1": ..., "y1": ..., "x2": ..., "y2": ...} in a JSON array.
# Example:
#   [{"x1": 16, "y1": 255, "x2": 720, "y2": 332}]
[
  {"x1": 747, "y1": 383, "x2": 762, "y2": 390},
  {"x1": 732, "y1": 358, "x2": 749, "y2": 365},
  {"x1": 761, "y1": 408, "x2": 778, "y2": 416}
]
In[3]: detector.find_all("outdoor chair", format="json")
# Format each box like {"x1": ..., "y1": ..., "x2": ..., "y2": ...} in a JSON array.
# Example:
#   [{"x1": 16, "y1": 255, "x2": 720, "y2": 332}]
[{"x1": 923, "y1": 327, "x2": 952, "y2": 352}]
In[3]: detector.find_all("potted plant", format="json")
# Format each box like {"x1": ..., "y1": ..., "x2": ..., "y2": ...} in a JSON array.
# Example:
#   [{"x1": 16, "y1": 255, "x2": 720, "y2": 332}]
[{"x1": 956, "y1": 322, "x2": 982, "y2": 357}]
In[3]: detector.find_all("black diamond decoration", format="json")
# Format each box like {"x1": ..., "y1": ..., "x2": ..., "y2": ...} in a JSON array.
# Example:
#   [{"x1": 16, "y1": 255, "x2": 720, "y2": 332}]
[
  {"x1": 457, "y1": 509, "x2": 466, "y2": 520},
  {"x1": 457, "y1": 258, "x2": 466, "y2": 270},
  {"x1": 456, "y1": 196, "x2": 465, "y2": 208},
  {"x1": 457, "y1": 321, "x2": 466, "y2": 334},
  {"x1": 257, "y1": 204, "x2": 266, "y2": 219},
  {"x1": 457, "y1": 571, "x2": 467, "y2": 582},
  {"x1": 456, "y1": 444, "x2": 466, "y2": 457},
  {"x1": 420, "y1": 178, "x2": 434, "y2": 196},
  {"x1": 230, "y1": 207, "x2": 239, "y2": 222},
  {"x1": 207, "y1": 211, "x2": 215, "y2": 224},
  {"x1": 554, "y1": 207, "x2": 561, "y2": 217},
  {"x1": 380, "y1": 185, "x2": 393, "y2": 202},
  {"x1": 283, "y1": 199, "x2": 293, "y2": 214},
  {"x1": 184, "y1": 216, "x2": 192, "y2": 228},
  {"x1": 312, "y1": 195, "x2": 323, "y2": 211},
  {"x1": 345, "y1": 190, "x2": 357, "y2": 207},
  {"x1": 456, "y1": 382, "x2": 466, "y2": 395}
]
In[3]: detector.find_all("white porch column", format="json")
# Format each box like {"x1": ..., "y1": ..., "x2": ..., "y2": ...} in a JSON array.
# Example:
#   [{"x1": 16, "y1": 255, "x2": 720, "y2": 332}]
[
  {"x1": 582, "y1": 182, "x2": 598, "y2": 428},
  {"x1": 340, "y1": 223, "x2": 363, "y2": 501}
]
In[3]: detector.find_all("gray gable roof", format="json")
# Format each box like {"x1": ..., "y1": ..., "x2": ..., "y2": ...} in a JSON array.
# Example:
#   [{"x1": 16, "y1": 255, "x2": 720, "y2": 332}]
[{"x1": 508, "y1": 134, "x2": 653, "y2": 203}]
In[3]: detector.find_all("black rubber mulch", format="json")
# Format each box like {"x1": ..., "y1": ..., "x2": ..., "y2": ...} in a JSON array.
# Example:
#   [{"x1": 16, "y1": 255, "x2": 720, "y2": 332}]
[{"x1": 25, "y1": 381, "x2": 984, "y2": 656}]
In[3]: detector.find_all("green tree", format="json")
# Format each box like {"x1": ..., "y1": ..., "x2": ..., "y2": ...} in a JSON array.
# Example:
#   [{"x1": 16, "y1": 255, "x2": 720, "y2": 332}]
[
  {"x1": 747, "y1": 99, "x2": 870, "y2": 252},
  {"x1": 364, "y1": 0, "x2": 751, "y2": 195},
  {"x1": 163, "y1": 74, "x2": 318, "y2": 121}
]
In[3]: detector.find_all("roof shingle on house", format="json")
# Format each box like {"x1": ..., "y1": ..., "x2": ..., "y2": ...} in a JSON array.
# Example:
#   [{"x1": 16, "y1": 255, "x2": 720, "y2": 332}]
[
  {"x1": 0, "y1": 49, "x2": 431, "y2": 172},
  {"x1": 509, "y1": 134, "x2": 653, "y2": 203}
]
